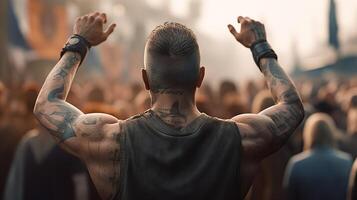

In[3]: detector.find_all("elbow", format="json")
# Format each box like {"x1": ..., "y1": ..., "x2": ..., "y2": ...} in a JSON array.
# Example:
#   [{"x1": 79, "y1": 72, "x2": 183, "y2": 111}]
[
  {"x1": 296, "y1": 100, "x2": 305, "y2": 125},
  {"x1": 33, "y1": 98, "x2": 45, "y2": 118},
  {"x1": 286, "y1": 92, "x2": 305, "y2": 126},
  {"x1": 33, "y1": 105, "x2": 40, "y2": 118}
]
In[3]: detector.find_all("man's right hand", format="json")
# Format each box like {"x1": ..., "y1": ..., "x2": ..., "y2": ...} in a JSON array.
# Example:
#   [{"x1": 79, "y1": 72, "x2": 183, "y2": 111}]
[
  {"x1": 74, "y1": 12, "x2": 116, "y2": 46},
  {"x1": 227, "y1": 16, "x2": 266, "y2": 48}
]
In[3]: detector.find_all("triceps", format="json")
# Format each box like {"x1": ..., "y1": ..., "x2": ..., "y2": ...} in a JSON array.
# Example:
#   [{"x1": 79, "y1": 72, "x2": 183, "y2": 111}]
[
  {"x1": 259, "y1": 58, "x2": 304, "y2": 140},
  {"x1": 260, "y1": 103, "x2": 304, "y2": 147}
]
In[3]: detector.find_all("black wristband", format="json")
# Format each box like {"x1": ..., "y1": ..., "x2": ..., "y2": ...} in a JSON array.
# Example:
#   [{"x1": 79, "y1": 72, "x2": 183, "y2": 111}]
[
  {"x1": 250, "y1": 40, "x2": 278, "y2": 71},
  {"x1": 60, "y1": 34, "x2": 91, "y2": 65}
]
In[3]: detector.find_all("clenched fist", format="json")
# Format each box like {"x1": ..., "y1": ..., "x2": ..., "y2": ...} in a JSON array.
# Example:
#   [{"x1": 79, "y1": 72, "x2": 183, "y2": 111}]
[
  {"x1": 74, "y1": 12, "x2": 116, "y2": 46},
  {"x1": 228, "y1": 16, "x2": 266, "y2": 48}
]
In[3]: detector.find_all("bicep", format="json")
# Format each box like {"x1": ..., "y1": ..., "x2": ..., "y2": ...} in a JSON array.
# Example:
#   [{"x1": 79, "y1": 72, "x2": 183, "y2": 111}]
[
  {"x1": 233, "y1": 102, "x2": 304, "y2": 159},
  {"x1": 233, "y1": 113, "x2": 277, "y2": 159},
  {"x1": 68, "y1": 113, "x2": 119, "y2": 155},
  {"x1": 35, "y1": 100, "x2": 83, "y2": 143},
  {"x1": 35, "y1": 101, "x2": 119, "y2": 156},
  {"x1": 259, "y1": 102, "x2": 304, "y2": 139}
]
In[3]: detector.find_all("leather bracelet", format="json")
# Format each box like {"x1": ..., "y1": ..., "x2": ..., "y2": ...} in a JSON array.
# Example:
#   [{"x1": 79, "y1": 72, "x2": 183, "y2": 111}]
[
  {"x1": 250, "y1": 40, "x2": 278, "y2": 71},
  {"x1": 60, "y1": 34, "x2": 91, "y2": 65}
]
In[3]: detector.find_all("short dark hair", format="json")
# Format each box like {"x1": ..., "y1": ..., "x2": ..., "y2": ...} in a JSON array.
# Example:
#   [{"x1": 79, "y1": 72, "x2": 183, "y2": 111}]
[
  {"x1": 145, "y1": 22, "x2": 200, "y2": 92},
  {"x1": 303, "y1": 113, "x2": 336, "y2": 150}
]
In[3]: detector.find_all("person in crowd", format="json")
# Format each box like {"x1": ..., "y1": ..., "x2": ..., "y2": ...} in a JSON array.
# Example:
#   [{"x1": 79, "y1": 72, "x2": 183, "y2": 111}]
[
  {"x1": 0, "y1": 83, "x2": 32, "y2": 196},
  {"x1": 283, "y1": 113, "x2": 352, "y2": 200},
  {"x1": 196, "y1": 84, "x2": 215, "y2": 116},
  {"x1": 348, "y1": 158, "x2": 357, "y2": 200},
  {"x1": 245, "y1": 90, "x2": 275, "y2": 200},
  {"x1": 243, "y1": 80, "x2": 259, "y2": 111},
  {"x1": 0, "y1": 81, "x2": 6, "y2": 119},
  {"x1": 134, "y1": 90, "x2": 151, "y2": 113},
  {"x1": 33, "y1": 12, "x2": 304, "y2": 200},
  {"x1": 339, "y1": 93, "x2": 357, "y2": 158},
  {"x1": 217, "y1": 80, "x2": 248, "y2": 118},
  {"x1": 3, "y1": 82, "x2": 101, "y2": 200}
]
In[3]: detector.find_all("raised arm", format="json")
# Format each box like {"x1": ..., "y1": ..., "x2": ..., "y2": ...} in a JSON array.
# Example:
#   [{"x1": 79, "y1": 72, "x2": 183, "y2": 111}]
[
  {"x1": 33, "y1": 12, "x2": 117, "y2": 155},
  {"x1": 228, "y1": 17, "x2": 304, "y2": 159}
]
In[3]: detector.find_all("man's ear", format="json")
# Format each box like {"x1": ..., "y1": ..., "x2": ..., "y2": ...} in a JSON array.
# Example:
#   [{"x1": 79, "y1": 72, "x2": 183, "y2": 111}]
[
  {"x1": 141, "y1": 68, "x2": 150, "y2": 90},
  {"x1": 196, "y1": 66, "x2": 205, "y2": 88}
]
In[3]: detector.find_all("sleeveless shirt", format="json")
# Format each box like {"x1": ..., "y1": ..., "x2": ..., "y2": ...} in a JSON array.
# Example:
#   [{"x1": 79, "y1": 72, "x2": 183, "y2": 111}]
[{"x1": 114, "y1": 110, "x2": 242, "y2": 200}]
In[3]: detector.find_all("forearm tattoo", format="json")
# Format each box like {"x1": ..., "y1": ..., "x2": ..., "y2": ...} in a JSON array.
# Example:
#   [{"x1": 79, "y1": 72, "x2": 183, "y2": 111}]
[
  {"x1": 34, "y1": 52, "x2": 82, "y2": 141},
  {"x1": 260, "y1": 59, "x2": 304, "y2": 144}
]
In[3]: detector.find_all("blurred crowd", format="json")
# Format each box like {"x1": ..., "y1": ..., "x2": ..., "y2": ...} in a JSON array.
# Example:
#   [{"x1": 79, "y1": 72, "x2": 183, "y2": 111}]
[{"x1": 0, "y1": 72, "x2": 357, "y2": 200}]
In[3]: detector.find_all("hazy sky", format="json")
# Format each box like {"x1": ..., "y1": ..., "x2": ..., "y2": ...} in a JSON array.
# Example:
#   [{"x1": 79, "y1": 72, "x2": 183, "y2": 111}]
[
  {"x1": 197, "y1": 0, "x2": 357, "y2": 62},
  {"x1": 150, "y1": 0, "x2": 357, "y2": 80}
]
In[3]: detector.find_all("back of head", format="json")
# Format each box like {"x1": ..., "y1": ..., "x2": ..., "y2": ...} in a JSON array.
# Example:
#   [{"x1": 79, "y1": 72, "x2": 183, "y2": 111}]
[
  {"x1": 303, "y1": 113, "x2": 336, "y2": 150},
  {"x1": 144, "y1": 22, "x2": 200, "y2": 92}
]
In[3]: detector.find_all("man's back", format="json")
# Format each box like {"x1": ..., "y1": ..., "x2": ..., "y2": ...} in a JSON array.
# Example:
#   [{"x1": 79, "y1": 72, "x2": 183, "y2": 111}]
[
  {"x1": 33, "y1": 13, "x2": 305, "y2": 199},
  {"x1": 116, "y1": 110, "x2": 241, "y2": 200},
  {"x1": 284, "y1": 148, "x2": 352, "y2": 200}
]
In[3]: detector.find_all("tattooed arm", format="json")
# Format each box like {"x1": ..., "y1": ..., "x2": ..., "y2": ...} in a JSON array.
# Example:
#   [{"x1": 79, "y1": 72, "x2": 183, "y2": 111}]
[
  {"x1": 33, "y1": 51, "x2": 118, "y2": 150},
  {"x1": 34, "y1": 12, "x2": 117, "y2": 151},
  {"x1": 34, "y1": 13, "x2": 120, "y2": 199},
  {"x1": 228, "y1": 16, "x2": 304, "y2": 197},
  {"x1": 228, "y1": 16, "x2": 304, "y2": 158}
]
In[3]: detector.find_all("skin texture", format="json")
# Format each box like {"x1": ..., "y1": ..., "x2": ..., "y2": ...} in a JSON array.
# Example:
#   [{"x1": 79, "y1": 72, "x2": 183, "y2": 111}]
[
  {"x1": 34, "y1": 12, "x2": 120, "y2": 200},
  {"x1": 228, "y1": 16, "x2": 304, "y2": 196},
  {"x1": 34, "y1": 13, "x2": 304, "y2": 200}
]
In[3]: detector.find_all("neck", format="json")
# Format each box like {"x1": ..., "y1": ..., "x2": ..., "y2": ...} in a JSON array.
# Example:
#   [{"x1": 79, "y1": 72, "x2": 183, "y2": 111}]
[{"x1": 151, "y1": 89, "x2": 200, "y2": 129}]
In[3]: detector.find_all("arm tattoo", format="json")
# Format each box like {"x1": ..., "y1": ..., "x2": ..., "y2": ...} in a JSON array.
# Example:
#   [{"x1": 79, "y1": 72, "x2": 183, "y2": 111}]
[
  {"x1": 38, "y1": 105, "x2": 80, "y2": 141},
  {"x1": 34, "y1": 52, "x2": 82, "y2": 141},
  {"x1": 260, "y1": 58, "x2": 304, "y2": 145}
]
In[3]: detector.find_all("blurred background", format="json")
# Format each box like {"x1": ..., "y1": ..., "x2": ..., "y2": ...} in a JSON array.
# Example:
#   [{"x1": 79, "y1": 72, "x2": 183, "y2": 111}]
[{"x1": 0, "y1": 0, "x2": 357, "y2": 200}]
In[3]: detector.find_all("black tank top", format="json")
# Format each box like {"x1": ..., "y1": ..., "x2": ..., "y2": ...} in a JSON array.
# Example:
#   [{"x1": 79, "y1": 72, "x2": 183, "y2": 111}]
[{"x1": 115, "y1": 110, "x2": 242, "y2": 200}]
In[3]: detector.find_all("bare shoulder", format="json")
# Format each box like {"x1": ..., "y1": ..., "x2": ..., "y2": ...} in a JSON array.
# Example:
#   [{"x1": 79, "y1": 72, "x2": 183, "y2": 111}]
[
  {"x1": 232, "y1": 114, "x2": 276, "y2": 133},
  {"x1": 231, "y1": 113, "x2": 276, "y2": 160},
  {"x1": 75, "y1": 113, "x2": 120, "y2": 138},
  {"x1": 63, "y1": 113, "x2": 123, "y2": 157}
]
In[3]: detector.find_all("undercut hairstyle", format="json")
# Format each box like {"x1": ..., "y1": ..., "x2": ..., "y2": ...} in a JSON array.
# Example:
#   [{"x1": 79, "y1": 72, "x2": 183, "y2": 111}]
[
  {"x1": 303, "y1": 113, "x2": 336, "y2": 150},
  {"x1": 145, "y1": 22, "x2": 200, "y2": 92}
]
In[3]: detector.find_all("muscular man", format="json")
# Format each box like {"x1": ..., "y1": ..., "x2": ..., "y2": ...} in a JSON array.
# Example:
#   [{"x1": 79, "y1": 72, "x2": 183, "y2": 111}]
[{"x1": 34, "y1": 12, "x2": 304, "y2": 200}]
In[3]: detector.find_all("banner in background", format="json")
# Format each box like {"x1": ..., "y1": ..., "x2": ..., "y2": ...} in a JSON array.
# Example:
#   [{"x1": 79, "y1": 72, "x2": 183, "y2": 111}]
[{"x1": 26, "y1": 0, "x2": 68, "y2": 60}]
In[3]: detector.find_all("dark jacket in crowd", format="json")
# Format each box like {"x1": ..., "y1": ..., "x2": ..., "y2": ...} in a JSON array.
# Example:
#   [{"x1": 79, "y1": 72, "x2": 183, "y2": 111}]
[{"x1": 284, "y1": 147, "x2": 352, "y2": 200}]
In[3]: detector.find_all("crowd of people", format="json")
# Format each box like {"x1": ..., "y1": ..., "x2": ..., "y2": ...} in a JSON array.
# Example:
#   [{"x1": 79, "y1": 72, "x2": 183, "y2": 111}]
[{"x1": 0, "y1": 72, "x2": 356, "y2": 200}]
